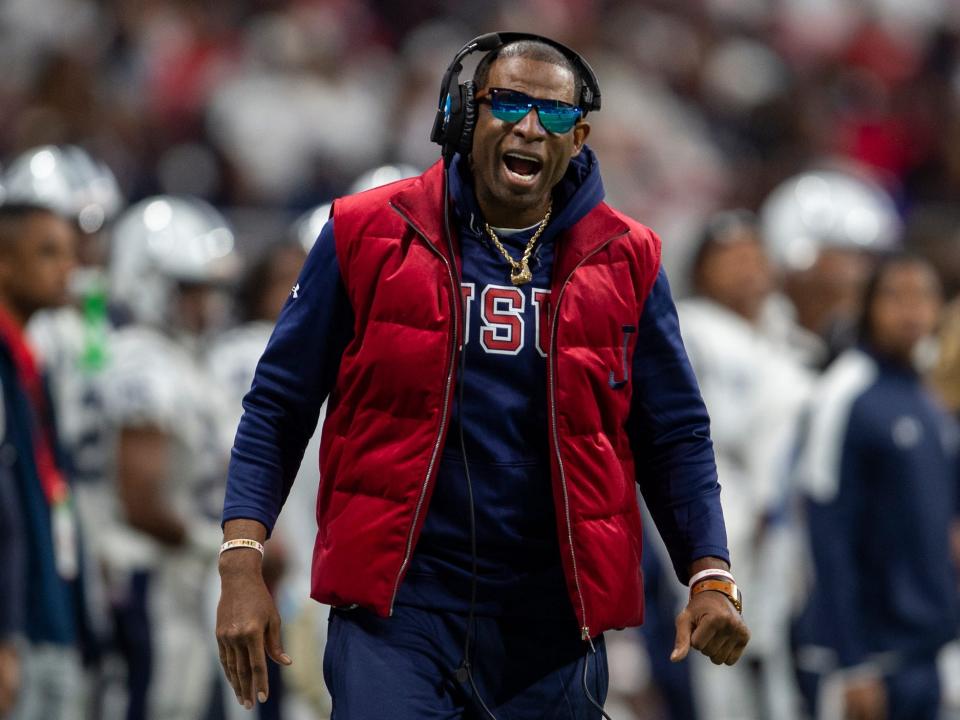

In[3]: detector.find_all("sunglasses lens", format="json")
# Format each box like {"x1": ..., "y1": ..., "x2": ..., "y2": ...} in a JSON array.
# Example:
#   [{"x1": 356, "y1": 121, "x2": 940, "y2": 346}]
[
  {"x1": 538, "y1": 109, "x2": 580, "y2": 133},
  {"x1": 490, "y1": 91, "x2": 581, "y2": 133},
  {"x1": 490, "y1": 92, "x2": 531, "y2": 124},
  {"x1": 491, "y1": 107, "x2": 530, "y2": 124}
]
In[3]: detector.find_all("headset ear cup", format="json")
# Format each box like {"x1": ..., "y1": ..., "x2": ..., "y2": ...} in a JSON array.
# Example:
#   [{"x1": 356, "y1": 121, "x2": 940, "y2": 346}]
[{"x1": 457, "y1": 81, "x2": 477, "y2": 156}]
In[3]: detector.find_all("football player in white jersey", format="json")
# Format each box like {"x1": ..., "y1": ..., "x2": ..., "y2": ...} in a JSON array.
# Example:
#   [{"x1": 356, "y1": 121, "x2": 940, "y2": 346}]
[
  {"x1": 104, "y1": 195, "x2": 238, "y2": 720},
  {"x1": 758, "y1": 168, "x2": 901, "y2": 370},
  {"x1": 677, "y1": 211, "x2": 812, "y2": 720}
]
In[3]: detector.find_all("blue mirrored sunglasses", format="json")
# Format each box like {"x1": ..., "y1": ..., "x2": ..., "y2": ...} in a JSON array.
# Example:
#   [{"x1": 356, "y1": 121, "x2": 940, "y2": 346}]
[{"x1": 480, "y1": 88, "x2": 582, "y2": 134}]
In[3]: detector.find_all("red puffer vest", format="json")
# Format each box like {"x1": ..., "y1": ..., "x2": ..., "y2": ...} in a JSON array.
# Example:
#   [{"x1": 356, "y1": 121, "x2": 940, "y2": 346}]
[{"x1": 313, "y1": 161, "x2": 662, "y2": 639}]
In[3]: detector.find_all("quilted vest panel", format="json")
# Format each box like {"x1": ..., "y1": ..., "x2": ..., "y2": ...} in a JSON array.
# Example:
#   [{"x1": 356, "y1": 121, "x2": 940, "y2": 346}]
[{"x1": 312, "y1": 162, "x2": 662, "y2": 636}]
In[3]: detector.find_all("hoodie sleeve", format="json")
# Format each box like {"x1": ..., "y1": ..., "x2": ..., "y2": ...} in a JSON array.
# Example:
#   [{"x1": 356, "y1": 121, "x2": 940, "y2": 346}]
[
  {"x1": 222, "y1": 219, "x2": 354, "y2": 535},
  {"x1": 804, "y1": 397, "x2": 871, "y2": 668},
  {"x1": 628, "y1": 268, "x2": 729, "y2": 583}
]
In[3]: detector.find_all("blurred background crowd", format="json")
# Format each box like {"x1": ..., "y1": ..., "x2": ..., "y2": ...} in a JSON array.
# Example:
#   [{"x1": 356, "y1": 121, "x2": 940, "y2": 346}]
[{"x1": 1, "y1": 0, "x2": 960, "y2": 718}]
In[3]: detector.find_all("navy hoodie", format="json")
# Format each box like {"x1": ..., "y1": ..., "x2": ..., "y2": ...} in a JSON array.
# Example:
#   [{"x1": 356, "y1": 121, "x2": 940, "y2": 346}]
[{"x1": 223, "y1": 148, "x2": 728, "y2": 616}]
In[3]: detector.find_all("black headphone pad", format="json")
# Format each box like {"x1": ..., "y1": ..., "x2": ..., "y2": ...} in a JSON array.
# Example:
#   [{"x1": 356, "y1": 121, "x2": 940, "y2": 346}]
[{"x1": 457, "y1": 80, "x2": 477, "y2": 156}]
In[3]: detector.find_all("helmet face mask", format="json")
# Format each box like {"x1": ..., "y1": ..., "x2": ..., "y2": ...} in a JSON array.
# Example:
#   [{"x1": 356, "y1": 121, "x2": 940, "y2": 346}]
[{"x1": 110, "y1": 195, "x2": 239, "y2": 333}]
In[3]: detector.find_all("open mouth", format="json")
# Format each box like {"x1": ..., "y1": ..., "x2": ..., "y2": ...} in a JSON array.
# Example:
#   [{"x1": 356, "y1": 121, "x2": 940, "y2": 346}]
[{"x1": 502, "y1": 152, "x2": 543, "y2": 181}]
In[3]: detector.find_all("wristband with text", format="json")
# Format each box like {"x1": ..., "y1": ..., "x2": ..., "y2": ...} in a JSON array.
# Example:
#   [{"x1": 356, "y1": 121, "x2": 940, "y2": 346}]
[{"x1": 219, "y1": 538, "x2": 265, "y2": 556}]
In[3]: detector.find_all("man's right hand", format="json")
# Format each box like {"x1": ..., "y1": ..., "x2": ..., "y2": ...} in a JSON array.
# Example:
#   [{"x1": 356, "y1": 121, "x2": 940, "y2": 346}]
[
  {"x1": 0, "y1": 641, "x2": 20, "y2": 718},
  {"x1": 844, "y1": 674, "x2": 886, "y2": 720},
  {"x1": 216, "y1": 520, "x2": 292, "y2": 710}
]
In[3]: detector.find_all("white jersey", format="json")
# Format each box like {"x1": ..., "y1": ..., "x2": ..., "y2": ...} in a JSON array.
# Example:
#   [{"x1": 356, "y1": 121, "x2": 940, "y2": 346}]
[
  {"x1": 103, "y1": 326, "x2": 235, "y2": 569},
  {"x1": 29, "y1": 306, "x2": 113, "y2": 487},
  {"x1": 205, "y1": 321, "x2": 274, "y2": 428},
  {"x1": 678, "y1": 298, "x2": 813, "y2": 526},
  {"x1": 104, "y1": 326, "x2": 235, "y2": 720}
]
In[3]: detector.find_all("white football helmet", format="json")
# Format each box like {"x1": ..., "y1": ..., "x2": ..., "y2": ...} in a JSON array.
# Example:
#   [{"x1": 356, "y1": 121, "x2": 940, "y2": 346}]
[
  {"x1": 110, "y1": 196, "x2": 239, "y2": 327},
  {"x1": 2, "y1": 145, "x2": 123, "y2": 233},
  {"x1": 760, "y1": 168, "x2": 901, "y2": 271}
]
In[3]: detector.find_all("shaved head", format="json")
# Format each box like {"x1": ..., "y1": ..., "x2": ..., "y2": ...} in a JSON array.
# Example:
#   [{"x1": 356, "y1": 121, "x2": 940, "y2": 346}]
[{"x1": 474, "y1": 40, "x2": 582, "y2": 107}]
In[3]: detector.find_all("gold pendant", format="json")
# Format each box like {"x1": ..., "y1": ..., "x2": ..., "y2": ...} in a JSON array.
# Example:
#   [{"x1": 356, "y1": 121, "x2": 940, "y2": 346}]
[{"x1": 511, "y1": 263, "x2": 533, "y2": 286}]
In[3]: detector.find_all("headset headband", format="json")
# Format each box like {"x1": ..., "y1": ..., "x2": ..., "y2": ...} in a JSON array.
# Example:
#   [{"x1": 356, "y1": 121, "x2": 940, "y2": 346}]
[
  {"x1": 442, "y1": 32, "x2": 601, "y2": 112},
  {"x1": 430, "y1": 32, "x2": 601, "y2": 164}
]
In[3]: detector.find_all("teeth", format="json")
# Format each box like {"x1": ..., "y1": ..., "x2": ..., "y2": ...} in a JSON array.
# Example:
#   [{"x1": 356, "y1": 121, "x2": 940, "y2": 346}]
[{"x1": 504, "y1": 152, "x2": 540, "y2": 163}]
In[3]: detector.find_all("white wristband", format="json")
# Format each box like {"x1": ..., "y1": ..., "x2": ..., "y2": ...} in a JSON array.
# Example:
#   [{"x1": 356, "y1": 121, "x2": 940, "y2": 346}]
[
  {"x1": 689, "y1": 568, "x2": 735, "y2": 588},
  {"x1": 219, "y1": 538, "x2": 264, "y2": 556}
]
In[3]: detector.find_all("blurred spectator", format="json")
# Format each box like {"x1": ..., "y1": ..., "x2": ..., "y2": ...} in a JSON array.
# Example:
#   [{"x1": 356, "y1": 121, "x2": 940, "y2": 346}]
[
  {"x1": 677, "y1": 211, "x2": 811, "y2": 720},
  {"x1": 0, "y1": 202, "x2": 83, "y2": 719},
  {"x1": 795, "y1": 254, "x2": 959, "y2": 720}
]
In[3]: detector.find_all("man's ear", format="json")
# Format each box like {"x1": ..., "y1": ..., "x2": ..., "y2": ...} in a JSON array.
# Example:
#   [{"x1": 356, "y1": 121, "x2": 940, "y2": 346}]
[{"x1": 571, "y1": 121, "x2": 591, "y2": 157}]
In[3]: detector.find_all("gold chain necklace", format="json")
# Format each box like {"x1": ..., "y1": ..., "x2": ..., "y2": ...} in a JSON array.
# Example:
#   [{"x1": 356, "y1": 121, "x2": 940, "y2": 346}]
[{"x1": 483, "y1": 202, "x2": 552, "y2": 286}]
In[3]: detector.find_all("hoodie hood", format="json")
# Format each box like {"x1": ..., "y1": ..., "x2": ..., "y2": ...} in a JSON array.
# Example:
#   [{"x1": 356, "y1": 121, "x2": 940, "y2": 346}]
[{"x1": 448, "y1": 145, "x2": 605, "y2": 245}]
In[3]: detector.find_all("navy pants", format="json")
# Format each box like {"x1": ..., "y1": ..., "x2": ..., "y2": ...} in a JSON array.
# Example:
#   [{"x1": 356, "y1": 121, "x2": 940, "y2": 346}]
[
  {"x1": 885, "y1": 659, "x2": 940, "y2": 720},
  {"x1": 323, "y1": 605, "x2": 609, "y2": 719}
]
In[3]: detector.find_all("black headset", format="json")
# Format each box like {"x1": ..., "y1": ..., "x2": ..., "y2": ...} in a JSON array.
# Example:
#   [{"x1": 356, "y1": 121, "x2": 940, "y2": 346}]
[{"x1": 430, "y1": 31, "x2": 602, "y2": 165}]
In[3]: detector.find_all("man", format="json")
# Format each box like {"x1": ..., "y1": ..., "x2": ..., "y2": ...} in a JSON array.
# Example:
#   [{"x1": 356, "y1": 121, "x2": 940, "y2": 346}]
[
  {"x1": 796, "y1": 255, "x2": 960, "y2": 720},
  {"x1": 0, "y1": 202, "x2": 83, "y2": 719},
  {"x1": 678, "y1": 211, "x2": 811, "y2": 720},
  {"x1": 218, "y1": 36, "x2": 749, "y2": 718},
  {"x1": 8, "y1": 145, "x2": 125, "y2": 716},
  {"x1": 103, "y1": 195, "x2": 238, "y2": 720}
]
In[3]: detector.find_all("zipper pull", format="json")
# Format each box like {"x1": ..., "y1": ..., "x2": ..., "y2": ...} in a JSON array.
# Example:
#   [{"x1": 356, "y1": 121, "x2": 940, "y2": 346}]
[{"x1": 581, "y1": 626, "x2": 591, "y2": 641}]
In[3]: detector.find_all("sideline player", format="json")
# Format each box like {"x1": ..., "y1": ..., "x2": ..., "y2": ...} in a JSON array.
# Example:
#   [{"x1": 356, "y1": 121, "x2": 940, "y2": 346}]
[{"x1": 104, "y1": 195, "x2": 238, "y2": 720}]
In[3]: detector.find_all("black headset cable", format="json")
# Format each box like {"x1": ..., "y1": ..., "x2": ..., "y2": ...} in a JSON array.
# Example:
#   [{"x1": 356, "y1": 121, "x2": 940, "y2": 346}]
[{"x1": 442, "y1": 164, "x2": 498, "y2": 720}]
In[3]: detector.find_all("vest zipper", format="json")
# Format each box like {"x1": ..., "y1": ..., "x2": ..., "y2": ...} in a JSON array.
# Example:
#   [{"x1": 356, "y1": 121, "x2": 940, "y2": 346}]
[
  {"x1": 548, "y1": 230, "x2": 629, "y2": 641},
  {"x1": 387, "y1": 202, "x2": 460, "y2": 615}
]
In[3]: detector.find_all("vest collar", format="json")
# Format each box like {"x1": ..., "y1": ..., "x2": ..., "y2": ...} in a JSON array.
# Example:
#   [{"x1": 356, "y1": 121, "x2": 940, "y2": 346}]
[
  {"x1": 389, "y1": 159, "x2": 631, "y2": 274},
  {"x1": 389, "y1": 161, "x2": 449, "y2": 256}
]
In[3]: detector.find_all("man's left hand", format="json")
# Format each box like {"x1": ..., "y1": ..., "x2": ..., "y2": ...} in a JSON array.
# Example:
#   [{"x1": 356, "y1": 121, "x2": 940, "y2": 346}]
[{"x1": 670, "y1": 590, "x2": 750, "y2": 665}]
